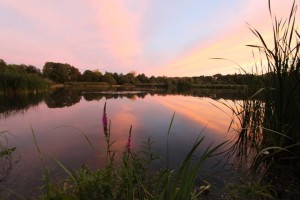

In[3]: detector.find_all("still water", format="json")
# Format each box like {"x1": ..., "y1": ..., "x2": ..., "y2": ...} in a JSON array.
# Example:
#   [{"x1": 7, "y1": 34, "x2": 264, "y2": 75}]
[{"x1": 0, "y1": 89, "x2": 246, "y2": 198}]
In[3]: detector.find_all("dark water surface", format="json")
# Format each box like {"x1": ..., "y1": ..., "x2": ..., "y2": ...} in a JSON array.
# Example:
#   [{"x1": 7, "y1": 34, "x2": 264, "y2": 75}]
[{"x1": 0, "y1": 89, "x2": 246, "y2": 198}]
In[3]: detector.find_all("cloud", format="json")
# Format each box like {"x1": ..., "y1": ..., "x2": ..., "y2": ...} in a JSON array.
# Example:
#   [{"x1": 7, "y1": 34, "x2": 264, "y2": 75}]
[
  {"x1": 0, "y1": 0, "x2": 297, "y2": 76},
  {"x1": 151, "y1": 0, "x2": 297, "y2": 76},
  {"x1": 0, "y1": 0, "x2": 148, "y2": 73},
  {"x1": 85, "y1": 0, "x2": 147, "y2": 72}
]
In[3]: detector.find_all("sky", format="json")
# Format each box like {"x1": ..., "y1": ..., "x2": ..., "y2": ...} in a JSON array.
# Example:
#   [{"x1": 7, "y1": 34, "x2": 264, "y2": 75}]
[{"x1": 0, "y1": 0, "x2": 298, "y2": 77}]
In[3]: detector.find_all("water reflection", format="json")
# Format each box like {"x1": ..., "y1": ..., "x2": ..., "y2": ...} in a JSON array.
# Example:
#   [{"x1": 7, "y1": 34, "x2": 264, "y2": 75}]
[
  {"x1": 0, "y1": 88, "x2": 244, "y2": 198},
  {"x1": 0, "y1": 88, "x2": 249, "y2": 119},
  {"x1": 44, "y1": 88, "x2": 82, "y2": 108},
  {"x1": 0, "y1": 93, "x2": 44, "y2": 119}
]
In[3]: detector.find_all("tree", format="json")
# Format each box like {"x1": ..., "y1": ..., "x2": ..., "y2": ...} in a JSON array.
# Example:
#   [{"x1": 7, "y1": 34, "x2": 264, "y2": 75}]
[
  {"x1": 135, "y1": 73, "x2": 149, "y2": 83},
  {"x1": 82, "y1": 70, "x2": 94, "y2": 82},
  {"x1": 43, "y1": 62, "x2": 69, "y2": 83},
  {"x1": 125, "y1": 72, "x2": 135, "y2": 84},
  {"x1": 68, "y1": 66, "x2": 81, "y2": 82},
  {"x1": 26, "y1": 65, "x2": 42, "y2": 75},
  {"x1": 101, "y1": 74, "x2": 117, "y2": 84},
  {"x1": 42, "y1": 62, "x2": 81, "y2": 83},
  {"x1": 0, "y1": 59, "x2": 7, "y2": 70},
  {"x1": 118, "y1": 73, "x2": 129, "y2": 85}
]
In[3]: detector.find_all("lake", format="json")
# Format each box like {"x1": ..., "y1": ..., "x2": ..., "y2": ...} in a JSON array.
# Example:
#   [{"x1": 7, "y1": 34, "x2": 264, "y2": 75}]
[{"x1": 0, "y1": 88, "x2": 247, "y2": 199}]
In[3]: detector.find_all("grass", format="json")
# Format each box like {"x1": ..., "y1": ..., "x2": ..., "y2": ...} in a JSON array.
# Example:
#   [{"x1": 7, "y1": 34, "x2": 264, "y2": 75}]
[
  {"x1": 246, "y1": 0, "x2": 300, "y2": 173},
  {"x1": 0, "y1": 72, "x2": 51, "y2": 96},
  {"x1": 0, "y1": 130, "x2": 17, "y2": 199},
  {"x1": 26, "y1": 102, "x2": 226, "y2": 200},
  {"x1": 215, "y1": 0, "x2": 300, "y2": 198}
]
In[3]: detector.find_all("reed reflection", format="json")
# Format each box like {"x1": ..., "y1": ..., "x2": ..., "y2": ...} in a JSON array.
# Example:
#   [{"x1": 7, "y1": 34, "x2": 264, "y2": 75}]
[{"x1": 0, "y1": 93, "x2": 44, "y2": 119}]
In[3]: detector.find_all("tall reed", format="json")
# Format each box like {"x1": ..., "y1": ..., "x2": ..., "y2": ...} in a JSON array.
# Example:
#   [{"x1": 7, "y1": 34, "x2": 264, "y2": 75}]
[{"x1": 222, "y1": 0, "x2": 300, "y2": 198}]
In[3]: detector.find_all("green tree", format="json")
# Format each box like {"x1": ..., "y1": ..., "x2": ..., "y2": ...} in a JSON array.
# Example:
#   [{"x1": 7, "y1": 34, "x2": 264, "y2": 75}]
[
  {"x1": 118, "y1": 73, "x2": 129, "y2": 85},
  {"x1": 68, "y1": 66, "x2": 81, "y2": 82},
  {"x1": 42, "y1": 62, "x2": 81, "y2": 83},
  {"x1": 43, "y1": 62, "x2": 69, "y2": 83},
  {"x1": 125, "y1": 72, "x2": 135, "y2": 84},
  {"x1": 0, "y1": 59, "x2": 7, "y2": 71},
  {"x1": 101, "y1": 74, "x2": 117, "y2": 84},
  {"x1": 82, "y1": 70, "x2": 95, "y2": 82},
  {"x1": 135, "y1": 73, "x2": 149, "y2": 83}
]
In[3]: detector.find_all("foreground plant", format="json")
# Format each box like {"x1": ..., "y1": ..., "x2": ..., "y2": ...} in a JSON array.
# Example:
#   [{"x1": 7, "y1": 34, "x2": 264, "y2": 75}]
[
  {"x1": 29, "y1": 103, "x2": 225, "y2": 200},
  {"x1": 219, "y1": 0, "x2": 300, "y2": 199}
]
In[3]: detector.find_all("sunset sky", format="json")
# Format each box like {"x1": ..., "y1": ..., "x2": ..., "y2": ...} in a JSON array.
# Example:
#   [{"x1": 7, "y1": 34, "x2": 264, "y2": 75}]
[{"x1": 0, "y1": 0, "x2": 298, "y2": 77}]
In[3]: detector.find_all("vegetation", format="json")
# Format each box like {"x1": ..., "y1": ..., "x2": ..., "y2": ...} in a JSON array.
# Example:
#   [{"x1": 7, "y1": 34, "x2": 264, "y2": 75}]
[
  {"x1": 0, "y1": 130, "x2": 16, "y2": 199},
  {"x1": 30, "y1": 103, "x2": 225, "y2": 200},
  {"x1": 1, "y1": 57, "x2": 261, "y2": 95},
  {"x1": 1, "y1": 1, "x2": 299, "y2": 199},
  {"x1": 222, "y1": 1, "x2": 300, "y2": 198},
  {"x1": 43, "y1": 62, "x2": 81, "y2": 83},
  {"x1": 0, "y1": 59, "x2": 51, "y2": 95}
]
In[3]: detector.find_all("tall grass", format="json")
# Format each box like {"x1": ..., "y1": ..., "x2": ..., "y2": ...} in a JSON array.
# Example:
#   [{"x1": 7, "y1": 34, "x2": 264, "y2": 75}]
[
  {"x1": 28, "y1": 103, "x2": 226, "y2": 200},
  {"x1": 0, "y1": 130, "x2": 17, "y2": 199},
  {"x1": 0, "y1": 69, "x2": 51, "y2": 96},
  {"x1": 244, "y1": 0, "x2": 300, "y2": 169},
  {"x1": 220, "y1": 0, "x2": 300, "y2": 198}
]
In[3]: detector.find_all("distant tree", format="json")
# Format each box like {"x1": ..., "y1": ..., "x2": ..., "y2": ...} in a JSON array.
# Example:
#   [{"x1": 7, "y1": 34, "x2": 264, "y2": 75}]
[
  {"x1": 82, "y1": 70, "x2": 94, "y2": 82},
  {"x1": 135, "y1": 73, "x2": 149, "y2": 83},
  {"x1": 213, "y1": 73, "x2": 222, "y2": 81},
  {"x1": 93, "y1": 70, "x2": 103, "y2": 81},
  {"x1": 125, "y1": 72, "x2": 135, "y2": 84},
  {"x1": 101, "y1": 74, "x2": 117, "y2": 84},
  {"x1": 0, "y1": 59, "x2": 7, "y2": 70},
  {"x1": 42, "y1": 62, "x2": 82, "y2": 83},
  {"x1": 149, "y1": 76, "x2": 156, "y2": 83},
  {"x1": 68, "y1": 66, "x2": 81, "y2": 82},
  {"x1": 112, "y1": 73, "x2": 120, "y2": 84},
  {"x1": 26, "y1": 65, "x2": 42, "y2": 75},
  {"x1": 43, "y1": 62, "x2": 69, "y2": 83},
  {"x1": 118, "y1": 73, "x2": 129, "y2": 84}
]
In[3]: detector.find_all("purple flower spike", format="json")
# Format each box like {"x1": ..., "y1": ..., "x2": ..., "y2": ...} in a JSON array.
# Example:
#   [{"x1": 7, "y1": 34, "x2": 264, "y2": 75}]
[
  {"x1": 127, "y1": 125, "x2": 132, "y2": 154},
  {"x1": 102, "y1": 102, "x2": 108, "y2": 137}
]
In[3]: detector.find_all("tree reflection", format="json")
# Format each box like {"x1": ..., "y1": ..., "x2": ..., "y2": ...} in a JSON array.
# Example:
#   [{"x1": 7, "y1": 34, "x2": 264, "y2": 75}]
[
  {"x1": 0, "y1": 93, "x2": 44, "y2": 119},
  {"x1": 82, "y1": 91, "x2": 147, "y2": 101},
  {"x1": 0, "y1": 88, "x2": 249, "y2": 119},
  {"x1": 44, "y1": 88, "x2": 81, "y2": 108}
]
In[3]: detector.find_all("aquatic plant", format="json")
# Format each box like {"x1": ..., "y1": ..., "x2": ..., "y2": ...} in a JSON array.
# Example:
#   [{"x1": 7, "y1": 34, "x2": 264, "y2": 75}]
[{"x1": 220, "y1": 0, "x2": 300, "y2": 198}]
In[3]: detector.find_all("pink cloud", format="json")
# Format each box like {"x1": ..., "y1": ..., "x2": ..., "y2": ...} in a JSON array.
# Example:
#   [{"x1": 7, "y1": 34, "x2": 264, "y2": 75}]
[
  {"x1": 0, "y1": 0, "x2": 149, "y2": 73},
  {"x1": 152, "y1": 0, "x2": 297, "y2": 76},
  {"x1": 86, "y1": 0, "x2": 146, "y2": 71}
]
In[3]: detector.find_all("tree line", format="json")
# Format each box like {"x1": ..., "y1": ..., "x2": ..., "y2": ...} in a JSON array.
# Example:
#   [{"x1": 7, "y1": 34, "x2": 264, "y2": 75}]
[
  {"x1": 42, "y1": 61, "x2": 261, "y2": 87},
  {"x1": 1, "y1": 58, "x2": 263, "y2": 95}
]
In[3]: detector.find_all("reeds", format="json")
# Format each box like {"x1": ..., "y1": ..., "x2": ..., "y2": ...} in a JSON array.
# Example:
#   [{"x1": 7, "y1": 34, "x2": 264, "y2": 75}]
[
  {"x1": 220, "y1": 1, "x2": 300, "y2": 198},
  {"x1": 0, "y1": 69, "x2": 51, "y2": 96},
  {"x1": 244, "y1": 0, "x2": 300, "y2": 170}
]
